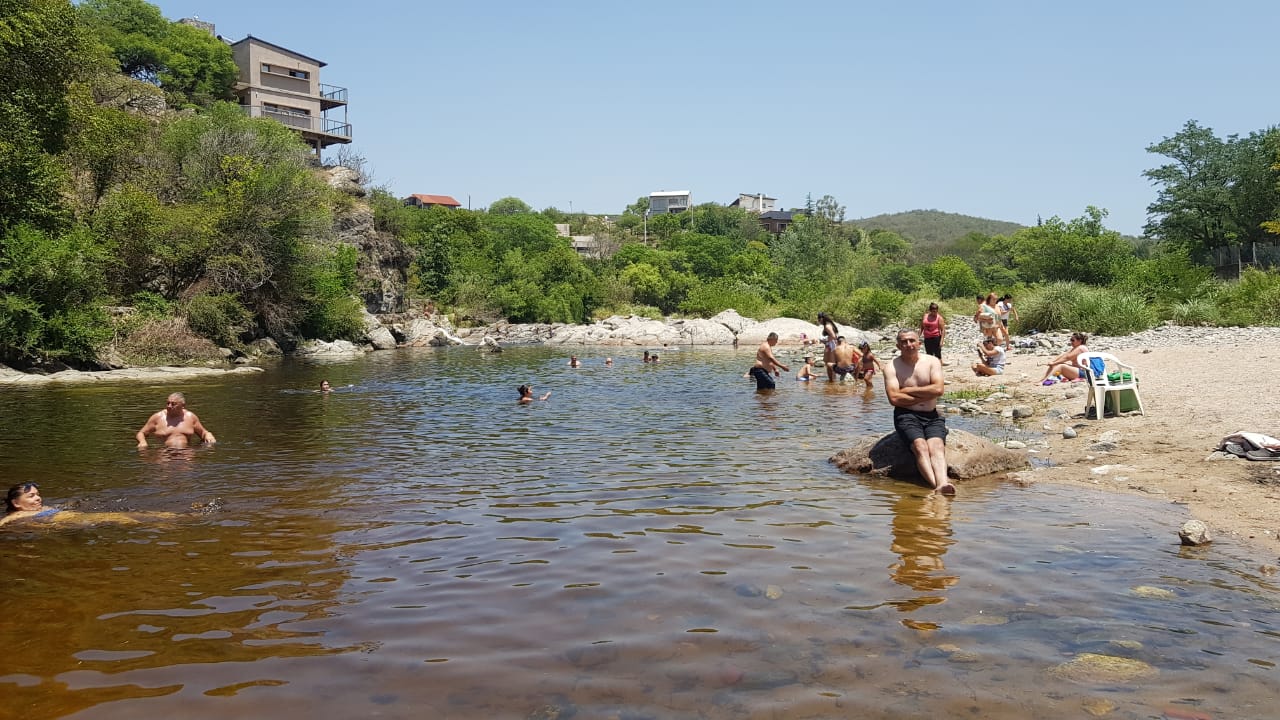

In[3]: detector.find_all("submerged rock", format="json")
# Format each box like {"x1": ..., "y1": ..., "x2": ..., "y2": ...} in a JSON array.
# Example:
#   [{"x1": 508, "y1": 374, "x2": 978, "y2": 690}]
[{"x1": 1048, "y1": 653, "x2": 1157, "y2": 683}]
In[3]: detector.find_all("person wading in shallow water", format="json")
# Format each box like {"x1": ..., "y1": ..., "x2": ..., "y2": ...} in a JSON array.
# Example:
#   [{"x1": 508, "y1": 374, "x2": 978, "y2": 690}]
[
  {"x1": 136, "y1": 392, "x2": 217, "y2": 449},
  {"x1": 873, "y1": 329, "x2": 956, "y2": 496},
  {"x1": 749, "y1": 332, "x2": 789, "y2": 391}
]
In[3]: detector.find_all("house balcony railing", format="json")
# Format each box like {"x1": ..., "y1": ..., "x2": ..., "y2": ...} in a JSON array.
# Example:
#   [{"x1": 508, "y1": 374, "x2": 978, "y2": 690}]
[
  {"x1": 240, "y1": 105, "x2": 352, "y2": 139},
  {"x1": 320, "y1": 84, "x2": 347, "y2": 102},
  {"x1": 319, "y1": 83, "x2": 347, "y2": 110}
]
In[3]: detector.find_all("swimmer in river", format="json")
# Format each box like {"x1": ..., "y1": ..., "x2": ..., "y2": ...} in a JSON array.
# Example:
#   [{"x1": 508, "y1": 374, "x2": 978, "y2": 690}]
[
  {"x1": 136, "y1": 392, "x2": 217, "y2": 449},
  {"x1": 1, "y1": 483, "x2": 185, "y2": 528},
  {"x1": 514, "y1": 384, "x2": 550, "y2": 399},
  {"x1": 319, "y1": 380, "x2": 332, "y2": 393}
]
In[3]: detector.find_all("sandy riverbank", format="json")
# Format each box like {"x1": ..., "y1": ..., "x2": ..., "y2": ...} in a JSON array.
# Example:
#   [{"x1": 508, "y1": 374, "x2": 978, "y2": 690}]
[{"x1": 939, "y1": 329, "x2": 1280, "y2": 561}]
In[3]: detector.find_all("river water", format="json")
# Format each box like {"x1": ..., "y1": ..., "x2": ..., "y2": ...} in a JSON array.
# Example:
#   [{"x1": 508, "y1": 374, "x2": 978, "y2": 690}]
[{"x1": 1, "y1": 347, "x2": 1276, "y2": 719}]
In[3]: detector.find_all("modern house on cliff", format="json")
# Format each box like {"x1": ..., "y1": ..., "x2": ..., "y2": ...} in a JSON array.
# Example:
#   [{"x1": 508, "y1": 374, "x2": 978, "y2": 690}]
[{"x1": 229, "y1": 35, "x2": 351, "y2": 155}]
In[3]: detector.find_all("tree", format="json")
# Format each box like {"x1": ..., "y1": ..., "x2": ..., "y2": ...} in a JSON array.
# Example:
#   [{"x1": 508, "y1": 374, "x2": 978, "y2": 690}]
[
  {"x1": 488, "y1": 196, "x2": 532, "y2": 215},
  {"x1": 925, "y1": 255, "x2": 982, "y2": 298},
  {"x1": 0, "y1": 0, "x2": 89, "y2": 230},
  {"x1": 1009, "y1": 207, "x2": 1133, "y2": 285},
  {"x1": 1144, "y1": 120, "x2": 1280, "y2": 262},
  {"x1": 77, "y1": 0, "x2": 236, "y2": 107}
]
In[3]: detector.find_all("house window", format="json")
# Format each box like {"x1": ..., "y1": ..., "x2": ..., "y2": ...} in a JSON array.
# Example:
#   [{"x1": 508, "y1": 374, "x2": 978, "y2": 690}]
[
  {"x1": 262, "y1": 63, "x2": 272, "y2": 73},
  {"x1": 288, "y1": 69, "x2": 310, "y2": 80},
  {"x1": 264, "y1": 102, "x2": 310, "y2": 116}
]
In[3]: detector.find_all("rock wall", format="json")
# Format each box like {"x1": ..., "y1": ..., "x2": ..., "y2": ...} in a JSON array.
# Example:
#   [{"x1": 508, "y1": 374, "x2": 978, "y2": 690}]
[{"x1": 332, "y1": 203, "x2": 412, "y2": 315}]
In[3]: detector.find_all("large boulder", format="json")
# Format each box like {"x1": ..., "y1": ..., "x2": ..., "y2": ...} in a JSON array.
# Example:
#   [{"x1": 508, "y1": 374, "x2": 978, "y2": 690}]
[
  {"x1": 294, "y1": 339, "x2": 367, "y2": 357},
  {"x1": 710, "y1": 309, "x2": 755, "y2": 335},
  {"x1": 366, "y1": 325, "x2": 398, "y2": 350},
  {"x1": 737, "y1": 317, "x2": 822, "y2": 347},
  {"x1": 830, "y1": 429, "x2": 1029, "y2": 482},
  {"x1": 672, "y1": 318, "x2": 736, "y2": 345},
  {"x1": 325, "y1": 165, "x2": 366, "y2": 197}
]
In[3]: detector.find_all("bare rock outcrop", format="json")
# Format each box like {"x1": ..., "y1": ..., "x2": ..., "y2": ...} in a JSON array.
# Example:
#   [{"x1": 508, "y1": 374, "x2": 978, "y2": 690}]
[{"x1": 831, "y1": 429, "x2": 1029, "y2": 483}]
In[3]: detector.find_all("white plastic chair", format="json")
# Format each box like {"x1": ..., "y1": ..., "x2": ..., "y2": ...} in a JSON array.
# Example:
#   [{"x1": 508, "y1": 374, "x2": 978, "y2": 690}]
[{"x1": 1079, "y1": 352, "x2": 1145, "y2": 419}]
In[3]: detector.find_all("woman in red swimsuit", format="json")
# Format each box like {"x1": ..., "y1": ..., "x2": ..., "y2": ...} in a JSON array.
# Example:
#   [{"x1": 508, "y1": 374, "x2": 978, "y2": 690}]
[{"x1": 919, "y1": 302, "x2": 946, "y2": 361}]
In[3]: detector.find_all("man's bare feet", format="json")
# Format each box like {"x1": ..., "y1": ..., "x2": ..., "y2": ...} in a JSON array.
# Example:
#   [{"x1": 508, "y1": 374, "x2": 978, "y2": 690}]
[{"x1": 937, "y1": 483, "x2": 957, "y2": 496}]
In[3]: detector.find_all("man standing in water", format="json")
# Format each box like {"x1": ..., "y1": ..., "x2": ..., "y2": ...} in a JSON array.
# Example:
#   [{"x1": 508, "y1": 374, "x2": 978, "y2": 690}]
[
  {"x1": 749, "y1": 332, "x2": 789, "y2": 391},
  {"x1": 875, "y1": 329, "x2": 955, "y2": 495},
  {"x1": 136, "y1": 392, "x2": 217, "y2": 449}
]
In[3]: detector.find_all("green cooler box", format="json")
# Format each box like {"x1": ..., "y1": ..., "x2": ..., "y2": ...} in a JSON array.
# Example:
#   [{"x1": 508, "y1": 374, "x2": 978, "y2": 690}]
[{"x1": 1103, "y1": 387, "x2": 1140, "y2": 414}]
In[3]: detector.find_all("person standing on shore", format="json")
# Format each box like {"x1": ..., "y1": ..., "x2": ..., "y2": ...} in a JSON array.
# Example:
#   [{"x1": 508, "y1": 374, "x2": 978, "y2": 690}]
[
  {"x1": 874, "y1": 329, "x2": 955, "y2": 495},
  {"x1": 136, "y1": 393, "x2": 217, "y2": 449},
  {"x1": 996, "y1": 294, "x2": 1019, "y2": 346},
  {"x1": 750, "y1": 332, "x2": 789, "y2": 391},
  {"x1": 919, "y1": 302, "x2": 946, "y2": 363}
]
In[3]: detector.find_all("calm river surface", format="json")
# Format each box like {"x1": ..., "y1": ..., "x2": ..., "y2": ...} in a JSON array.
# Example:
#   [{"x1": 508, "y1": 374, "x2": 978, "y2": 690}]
[{"x1": 1, "y1": 347, "x2": 1277, "y2": 719}]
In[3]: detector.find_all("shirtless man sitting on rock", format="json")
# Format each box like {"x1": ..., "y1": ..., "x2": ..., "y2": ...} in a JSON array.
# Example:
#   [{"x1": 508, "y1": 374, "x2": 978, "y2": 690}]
[
  {"x1": 136, "y1": 392, "x2": 217, "y2": 449},
  {"x1": 874, "y1": 329, "x2": 955, "y2": 495}
]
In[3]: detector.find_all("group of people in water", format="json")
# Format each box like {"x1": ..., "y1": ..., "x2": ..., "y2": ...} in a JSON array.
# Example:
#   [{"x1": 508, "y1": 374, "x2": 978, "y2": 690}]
[{"x1": 751, "y1": 315, "x2": 955, "y2": 496}]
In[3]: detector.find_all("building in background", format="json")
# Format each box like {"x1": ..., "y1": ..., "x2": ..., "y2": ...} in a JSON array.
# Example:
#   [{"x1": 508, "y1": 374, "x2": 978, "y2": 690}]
[
  {"x1": 228, "y1": 35, "x2": 351, "y2": 156},
  {"x1": 648, "y1": 190, "x2": 692, "y2": 214},
  {"x1": 404, "y1": 194, "x2": 462, "y2": 209},
  {"x1": 729, "y1": 193, "x2": 776, "y2": 213},
  {"x1": 759, "y1": 210, "x2": 797, "y2": 235}
]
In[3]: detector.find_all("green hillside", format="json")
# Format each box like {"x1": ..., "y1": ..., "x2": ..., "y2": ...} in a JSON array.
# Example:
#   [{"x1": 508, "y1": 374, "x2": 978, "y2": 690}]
[{"x1": 850, "y1": 209, "x2": 1026, "y2": 254}]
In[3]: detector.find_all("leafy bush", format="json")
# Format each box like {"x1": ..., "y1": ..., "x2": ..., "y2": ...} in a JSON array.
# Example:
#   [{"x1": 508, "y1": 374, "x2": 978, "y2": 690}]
[
  {"x1": 924, "y1": 255, "x2": 982, "y2": 298},
  {"x1": 299, "y1": 243, "x2": 363, "y2": 341},
  {"x1": 0, "y1": 224, "x2": 110, "y2": 362},
  {"x1": 830, "y1": 287, "x2": 906, "y2": 329},
  {"x1": 130, "y1": 291, "x2": 172, "y2": 318},
  {"x1": 591, "y1": 303, "x2": 663, "y2": 321},
  {"x1": 679, "y1": 278, "x2": 769, "y2": 318},
  {"x1": 1213, "y1": 267, "x2": 1280, "y2": 326},
  {"x1": 1113, "y1": 247, "x2": 1216, "y2": 307},
  {"x1": 184, "y1": 293, "x2": 252, "y2": 347}
]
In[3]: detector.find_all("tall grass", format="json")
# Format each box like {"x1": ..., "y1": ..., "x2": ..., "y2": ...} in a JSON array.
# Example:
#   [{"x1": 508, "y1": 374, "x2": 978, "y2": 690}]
[{"x1": 1018, "y1": 282, "x2": 1156, "y2": 335}]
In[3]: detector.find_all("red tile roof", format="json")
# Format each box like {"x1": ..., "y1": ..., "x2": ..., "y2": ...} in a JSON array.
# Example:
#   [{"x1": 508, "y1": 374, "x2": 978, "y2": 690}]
[{"x1": 408, "y1": 194, "x2": 461, "y2": 207}]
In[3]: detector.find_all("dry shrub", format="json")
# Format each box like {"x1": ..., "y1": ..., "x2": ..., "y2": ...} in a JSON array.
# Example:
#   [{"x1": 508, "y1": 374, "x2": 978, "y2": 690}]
[{"x1": 114, "y1": 317, "x2": 225, "y2": 366}]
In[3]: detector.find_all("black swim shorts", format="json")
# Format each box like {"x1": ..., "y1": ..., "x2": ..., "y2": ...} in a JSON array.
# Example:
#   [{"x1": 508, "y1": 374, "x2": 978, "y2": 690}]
[
  {"x1": 749, "y1": 366, "x2": 775, "y2": 390},
  {"x1": 893, "y1": 407, "x2": 948, "y2": 444}
]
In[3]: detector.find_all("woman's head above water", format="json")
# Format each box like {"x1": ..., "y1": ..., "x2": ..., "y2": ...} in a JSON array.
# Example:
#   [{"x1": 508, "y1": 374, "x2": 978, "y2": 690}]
[{"x1": 6, "y1": 483, "x2": 42, "y2": 514}]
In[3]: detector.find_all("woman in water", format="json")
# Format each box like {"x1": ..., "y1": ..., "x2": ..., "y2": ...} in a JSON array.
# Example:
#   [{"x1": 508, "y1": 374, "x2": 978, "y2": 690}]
[
  {"x1": 517, "y1": 384, "x2": 551, "y2": 404},
  {"x1": 817, "y1": 312, "x2": 840, "y2": 382},
  {"x1": 2, "y1": 483, "x2": 184, "y2": 528}
]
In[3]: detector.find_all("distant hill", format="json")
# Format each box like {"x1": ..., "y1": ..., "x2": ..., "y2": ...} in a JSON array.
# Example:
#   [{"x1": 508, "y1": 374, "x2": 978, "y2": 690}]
[{"x1": 850, "y1": 209, "x2": 1025, "y2": 256}]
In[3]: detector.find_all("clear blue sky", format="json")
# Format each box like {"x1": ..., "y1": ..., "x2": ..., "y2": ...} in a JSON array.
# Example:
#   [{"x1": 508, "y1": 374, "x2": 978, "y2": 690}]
[{"x1": 154, "y1": 0, "x2": 1280, "y2": 235}]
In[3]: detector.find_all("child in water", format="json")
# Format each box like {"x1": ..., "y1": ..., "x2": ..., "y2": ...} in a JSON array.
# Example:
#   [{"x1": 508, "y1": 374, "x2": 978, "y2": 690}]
[
  {"x1": 796, "y1": 355, "x2": 816, "y2": 381},
  {"x1": 857, "y1": 342, "x2": 877, "y2": 390}
]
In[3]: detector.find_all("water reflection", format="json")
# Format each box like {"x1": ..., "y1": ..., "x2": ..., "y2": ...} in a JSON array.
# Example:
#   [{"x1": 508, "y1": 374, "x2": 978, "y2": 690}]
[{"x1": 889, "y1": 490, "x2": 957, "y2": 606}]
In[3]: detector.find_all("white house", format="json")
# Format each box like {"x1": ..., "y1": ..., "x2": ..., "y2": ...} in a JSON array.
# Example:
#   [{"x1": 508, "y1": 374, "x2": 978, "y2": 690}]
[
  {"x1": 649, "y1": 190, "x2": 692, "y2": 214},
  {"x1": 730, "y1": 193, "x2": 776, "y2": 214}
]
